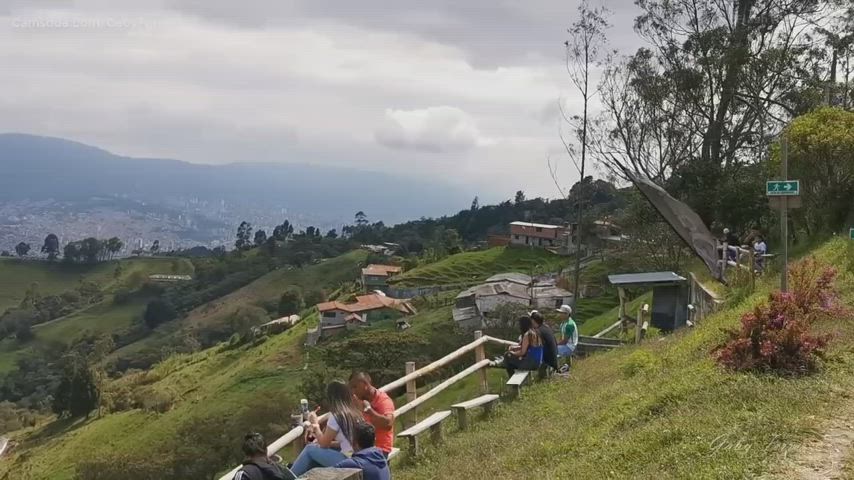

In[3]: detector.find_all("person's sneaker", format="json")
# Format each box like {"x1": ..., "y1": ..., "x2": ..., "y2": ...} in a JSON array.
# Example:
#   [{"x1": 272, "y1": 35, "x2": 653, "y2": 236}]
[
  {"x1": 558, "y1": 364, "x2": 570, "y2": 374},
  {"x1": 489, "y1": 356, "x2": 504, "y2": 367}
]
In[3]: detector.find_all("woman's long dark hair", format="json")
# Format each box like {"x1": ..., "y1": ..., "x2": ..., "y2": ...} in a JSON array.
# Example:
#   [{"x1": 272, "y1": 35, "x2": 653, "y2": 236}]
[
  {"x1": 326, "y1": 380, "x2": 362, "y2": 450},
  {"x1": 517, "y1": 315, "x2": 533, "y2": 335}
]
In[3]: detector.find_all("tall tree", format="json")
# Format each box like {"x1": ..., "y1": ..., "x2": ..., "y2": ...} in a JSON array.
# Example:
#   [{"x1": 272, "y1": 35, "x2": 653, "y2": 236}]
[
  {"x1": 235, "y1": 221, "x2": 252, "y2": 250},
  {"x1": 105, "y1": 237, "x2": 123, "y2": 260},
  {"x1": 470, "y1": 196, "x2": 479, "y2": 211},
  {"x1": 514, "y1": 191, "x2": 526, "y2": 205},
  {"x1": 325, "y1": 229, "x2": 338, "y2": 239},
  {"x1": 254, "y1": 229, "x2": 267, "y2": 247},
  {"x1": 150, "y1": 240, "x2": 160, "y2": 255},
  {"x1": 597, "y1": 0, "x2": 826, "y2": 224},
  {"x1": 563, "y1": 0, "x2": 610, "y2": 307},
  {"x1": 273, "y1": 220, "x2": 294, "y2": 241},
  {"x1": 355, "y1": 211, "x2": 369, "y2": 227},
  {"x1": 52, "y1": 352, "x2": 99, "y2": 418},
  {"x1": 41, "y1": 233, "x2": 59, "y2": 261},
  {"x1": 14, "y1": 242, "x2": 30, "y2": 257}
]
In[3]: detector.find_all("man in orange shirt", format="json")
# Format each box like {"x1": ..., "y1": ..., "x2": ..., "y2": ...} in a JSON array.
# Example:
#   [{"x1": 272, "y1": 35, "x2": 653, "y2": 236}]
[{"x1": 349, "y1": 372, "x2": 395, "y2": 457}]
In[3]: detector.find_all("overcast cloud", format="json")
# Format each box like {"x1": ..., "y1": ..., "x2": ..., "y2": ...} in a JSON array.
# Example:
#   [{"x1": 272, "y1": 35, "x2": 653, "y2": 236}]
[{"x1": 0, "y1": 0, "x2": 641, "y2": 203}]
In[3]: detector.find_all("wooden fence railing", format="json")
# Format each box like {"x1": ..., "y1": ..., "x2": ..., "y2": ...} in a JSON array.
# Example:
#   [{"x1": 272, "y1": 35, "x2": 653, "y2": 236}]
[{"x1": 218, "y1": 331, "x2": 515, "y2": 480}]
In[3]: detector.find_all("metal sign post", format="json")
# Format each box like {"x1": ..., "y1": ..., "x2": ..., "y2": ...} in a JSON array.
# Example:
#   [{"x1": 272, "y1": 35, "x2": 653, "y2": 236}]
[
  {"x1": 767, "y1": 137, "x2": 800, "y2": 292},
  {"x1": 780, "y1": 137, "x2": 789, "y2": 293}
]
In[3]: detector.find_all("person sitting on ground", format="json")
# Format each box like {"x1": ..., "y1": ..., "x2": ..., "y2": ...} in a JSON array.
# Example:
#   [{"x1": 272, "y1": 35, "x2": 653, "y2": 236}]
[
  {"x1": 334, "y1": 422, "x2": 391, "y2": 480},
  {"x1": 496, "y1": 315, "x2": 543, "y2": 377},
  {"x1": 291, "y1": 381, "x2": 364, "y2": 476},
  {"x1": 530, "y1": 311, "x2": 558, "y2": 373},
  {"x1": 348, "y1": 372, "x2": 395, "y2": 458},
  {"x1": 556, "y1": 305, "x2": 578, "y2": 373},
  {"x1": 233, "y1": 432, "x2": 293, "y2": 480}
]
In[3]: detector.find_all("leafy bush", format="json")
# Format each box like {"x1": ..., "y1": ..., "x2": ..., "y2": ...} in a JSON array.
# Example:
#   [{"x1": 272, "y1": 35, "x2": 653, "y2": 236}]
[{"x1": 714, "y1": 258, "x2": 840, "y2": 375}]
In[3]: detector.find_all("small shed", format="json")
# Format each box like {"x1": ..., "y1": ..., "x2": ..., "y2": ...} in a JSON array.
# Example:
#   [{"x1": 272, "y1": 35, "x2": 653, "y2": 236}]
[{"x1": 608, "y1": 271, "x2": 688, "y2": 331}]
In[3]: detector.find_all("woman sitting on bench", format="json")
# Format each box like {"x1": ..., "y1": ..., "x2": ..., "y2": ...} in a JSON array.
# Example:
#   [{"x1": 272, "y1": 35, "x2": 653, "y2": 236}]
[
  {"x1": 500, "y1": 315, "x2": 543, "y2": 377},
  {"x1": 291, "y1": 381, "x2": 364, "y2": 476}
]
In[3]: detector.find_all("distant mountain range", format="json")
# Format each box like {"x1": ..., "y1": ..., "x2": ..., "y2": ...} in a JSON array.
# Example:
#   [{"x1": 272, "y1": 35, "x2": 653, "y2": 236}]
[{"x1": 0, "y1": 133, "x2": 470, "y2": 224}]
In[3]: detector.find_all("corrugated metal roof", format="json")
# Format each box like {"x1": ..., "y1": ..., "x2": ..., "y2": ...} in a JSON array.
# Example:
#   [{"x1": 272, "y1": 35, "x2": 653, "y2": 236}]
[
  {"x1": 510, "y1": 221, "x2": 563, "y2": 229},
  {"x1": 485, "y1": 272, "x2": 532, "y2": 285},
  {"x1": 608, "y1": 272, "x2": 687, "y2": 285},
  {"x1": 362, "y1": 264, "x2": 402, "y2": 276}
]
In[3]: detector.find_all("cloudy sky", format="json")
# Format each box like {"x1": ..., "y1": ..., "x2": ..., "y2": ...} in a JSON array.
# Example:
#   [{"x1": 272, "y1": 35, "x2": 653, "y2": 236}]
[{"x1": 0, "y1": 0, "x2": 641, "y2": 203}]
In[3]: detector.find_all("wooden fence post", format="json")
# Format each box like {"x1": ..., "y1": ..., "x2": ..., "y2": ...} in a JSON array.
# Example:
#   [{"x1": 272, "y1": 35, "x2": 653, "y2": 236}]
[
  {"x1": 291, "y1": 414, "x2": 305, "y2": 459},
  {"x1": 748, "y1": 249, "x2": 756, "y2": 291},
  {"x1": 617, "y1": 287, "x2": 627, "y2": 335},
  {"x1": 634, "y1": 306, "x2": 644, "y2": 344},
  {"x1": 721, "y1": 242, "x2": 728, "y2": 281},
  {"x1": 405, "y1": 361, "x2": 417, "y2": 428},
  {"x1": 474, "y1": 330, "x2": 488, "y2": 394}
]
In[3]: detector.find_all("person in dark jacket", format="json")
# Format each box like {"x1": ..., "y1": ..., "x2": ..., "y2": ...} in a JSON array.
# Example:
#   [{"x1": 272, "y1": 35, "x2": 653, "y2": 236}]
[
  {"x1": 530, "y1": 311, "x2": 558, "y2": 372},
  {"x1": 335, "y1": 422, "x2": 390, "y2": 480},
  {"x1": 233, "y1": 432, "x2": 294, "y2": 480}
]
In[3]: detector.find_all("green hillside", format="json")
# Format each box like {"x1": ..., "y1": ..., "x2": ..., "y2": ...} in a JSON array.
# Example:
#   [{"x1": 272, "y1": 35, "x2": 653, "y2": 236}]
[
  {"x1": 0, "y1": 258, "x2": 195, "y2": 372},
  {"x1": 392, "y1": 238, "x2": 854, "y2": 479},
  {"x1": 0, "y1": 257, "x2": 192, "y2": 313},
  {"x1": 0, "y1": 283, "x2": 467, "y2": 479},
  {"x1": 390, "y1": 246, "x2": 570, "y2": 287}
]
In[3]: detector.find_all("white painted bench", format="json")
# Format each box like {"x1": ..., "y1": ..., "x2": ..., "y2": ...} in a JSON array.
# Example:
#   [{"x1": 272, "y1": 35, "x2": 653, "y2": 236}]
[
  {"x1": 397, "y1": 410, "x2": 452, "y2": 456},
  {"x1": 451, "y1": 394, "x2": 499, "y2": 430},
  {"x1": 505, "y1": 370, "x2": 530, "y2": 399}
]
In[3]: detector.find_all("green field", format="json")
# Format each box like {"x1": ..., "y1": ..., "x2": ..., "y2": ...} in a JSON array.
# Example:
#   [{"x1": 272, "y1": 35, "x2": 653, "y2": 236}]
[
  {"x1": 0, "y1": 257, "x2": 195, "y2": 373},
  {"x1": 390, "y1": 247, "x2": 571, "y2": 287},
  {"x1": 0, "y1": 257, "x2": 194, "y2": 313},
  {"x1": 391, "y1": 238, "x2": 854, "y2": 479}
]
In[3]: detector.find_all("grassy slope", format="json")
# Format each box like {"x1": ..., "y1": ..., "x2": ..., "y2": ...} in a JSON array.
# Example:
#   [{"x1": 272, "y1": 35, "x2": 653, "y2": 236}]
[
  {"x1": 390, "y1": 247, "x2": 570, "y2": 287},
  {"x1": 0, "y1": 251, "x2": 370, "y2": 480},
  {"x1": 0, "y1": 258, "x2": 195, "y2": 373},
  {"x1": 0, "y1": 257, "x2": 194, "y2": 312},
  {"x1": 392, "y1": 238, "x2": 854, "y2": 479}
]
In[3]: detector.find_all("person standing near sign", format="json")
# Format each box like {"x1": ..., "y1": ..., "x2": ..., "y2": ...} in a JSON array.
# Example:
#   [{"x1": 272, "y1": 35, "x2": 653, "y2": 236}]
[{"x1": 753, "y1": 234, "x2": 767, "y2": 272}]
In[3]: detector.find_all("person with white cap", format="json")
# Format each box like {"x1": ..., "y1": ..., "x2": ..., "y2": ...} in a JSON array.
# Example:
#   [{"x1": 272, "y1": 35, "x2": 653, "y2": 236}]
[{"x1": 555, "y1": 305, "x2": 578, "y2": 372}]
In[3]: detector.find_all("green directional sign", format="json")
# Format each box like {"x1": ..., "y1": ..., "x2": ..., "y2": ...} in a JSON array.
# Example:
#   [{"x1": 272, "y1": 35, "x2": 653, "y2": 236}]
[
  {"x1": 850, "y1": 228, "x2": 854, "y2": 240},
  {"x1": 766, "y1": 180, "x2": 800, "y2": 196}
]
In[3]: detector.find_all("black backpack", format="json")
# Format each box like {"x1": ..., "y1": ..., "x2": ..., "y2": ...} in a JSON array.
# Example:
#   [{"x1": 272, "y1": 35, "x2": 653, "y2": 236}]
[{"x1": 236, "y1": 462, "x2": 296, "y2": 480}]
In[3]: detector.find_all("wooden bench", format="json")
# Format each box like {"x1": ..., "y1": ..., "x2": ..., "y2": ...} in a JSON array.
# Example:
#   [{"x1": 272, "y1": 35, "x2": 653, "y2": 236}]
[
  {"x1": 397, "y1": 410, "x2": 452, "y2": 456},
  {"x1": 505, "y1": 370, "x2": 530, "y2": 399},
  {"x1": 451, "y1": 394, "x2": 500, "y2": 430},
  {"x1": 299, "y1": 467, "x2": 362, "y2": 479}
]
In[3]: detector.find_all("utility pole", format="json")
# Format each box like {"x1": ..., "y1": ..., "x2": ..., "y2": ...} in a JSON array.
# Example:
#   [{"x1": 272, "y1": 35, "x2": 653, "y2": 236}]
[{"x1": 780, "y1": 136, "x2": 789, "y2": 293}]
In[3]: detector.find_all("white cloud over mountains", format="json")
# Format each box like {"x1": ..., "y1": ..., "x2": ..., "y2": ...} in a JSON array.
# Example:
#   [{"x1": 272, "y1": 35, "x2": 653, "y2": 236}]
[
  {"x1": 375, "y1": 106, "x2": 483, "y2": 153},
  {"x1": 0, "y1": 0, "x2": 642, "y2": 202}
]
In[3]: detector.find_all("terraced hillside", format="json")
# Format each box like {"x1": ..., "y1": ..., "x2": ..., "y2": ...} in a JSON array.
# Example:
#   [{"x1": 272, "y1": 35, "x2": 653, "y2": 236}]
[{"x1": 390, "y1": 246, "x2": 570, "y2": 287}]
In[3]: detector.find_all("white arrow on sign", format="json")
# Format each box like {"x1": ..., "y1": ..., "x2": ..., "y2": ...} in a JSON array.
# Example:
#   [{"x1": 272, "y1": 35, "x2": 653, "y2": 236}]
[{"x1": 784, "y1": 183, "x2": 792, "y2": 190}]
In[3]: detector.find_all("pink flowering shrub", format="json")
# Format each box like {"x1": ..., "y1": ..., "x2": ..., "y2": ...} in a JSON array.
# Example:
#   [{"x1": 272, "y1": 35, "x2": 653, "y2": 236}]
[{"x1": 714, "y1": 258, "x2": 840, "y2": 375}]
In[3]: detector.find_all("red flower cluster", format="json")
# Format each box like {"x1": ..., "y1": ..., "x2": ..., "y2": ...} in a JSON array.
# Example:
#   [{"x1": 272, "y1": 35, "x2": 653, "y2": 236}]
[{"x1": 714, "y1": 258, "x2": 840, "y2": 375}]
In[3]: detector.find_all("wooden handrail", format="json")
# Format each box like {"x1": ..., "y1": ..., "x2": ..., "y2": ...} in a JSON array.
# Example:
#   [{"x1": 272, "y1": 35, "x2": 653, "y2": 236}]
[
  {"x1": 380, "y1": 335, "x2": 511, "y2": 393},
  {"x1": 395, "y1": 359, "x2": 491, "y2": 417},
  {"x1": 218, "y1": 332, "x2": 513, "y2": 480}
]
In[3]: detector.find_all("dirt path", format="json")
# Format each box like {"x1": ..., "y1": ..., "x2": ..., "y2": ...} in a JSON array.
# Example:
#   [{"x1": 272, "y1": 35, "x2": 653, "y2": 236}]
[{"x1": 763, "y1": 400, "x2": 854, "y2": 480}]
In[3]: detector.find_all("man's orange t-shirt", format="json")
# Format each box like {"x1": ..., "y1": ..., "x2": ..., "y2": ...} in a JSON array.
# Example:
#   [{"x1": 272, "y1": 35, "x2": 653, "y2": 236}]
[{"x1": 365, "y1": 389, "x2": 395, "y2": 453}]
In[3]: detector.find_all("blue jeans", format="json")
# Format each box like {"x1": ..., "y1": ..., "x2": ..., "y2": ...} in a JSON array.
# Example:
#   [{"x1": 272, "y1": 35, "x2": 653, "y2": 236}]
[
  {"x1": 291, "y1": 443, "x2": 348, "y2": 476},
  {"x1": 557, "y1": 344, "x2": 575, "y2": 357}
]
